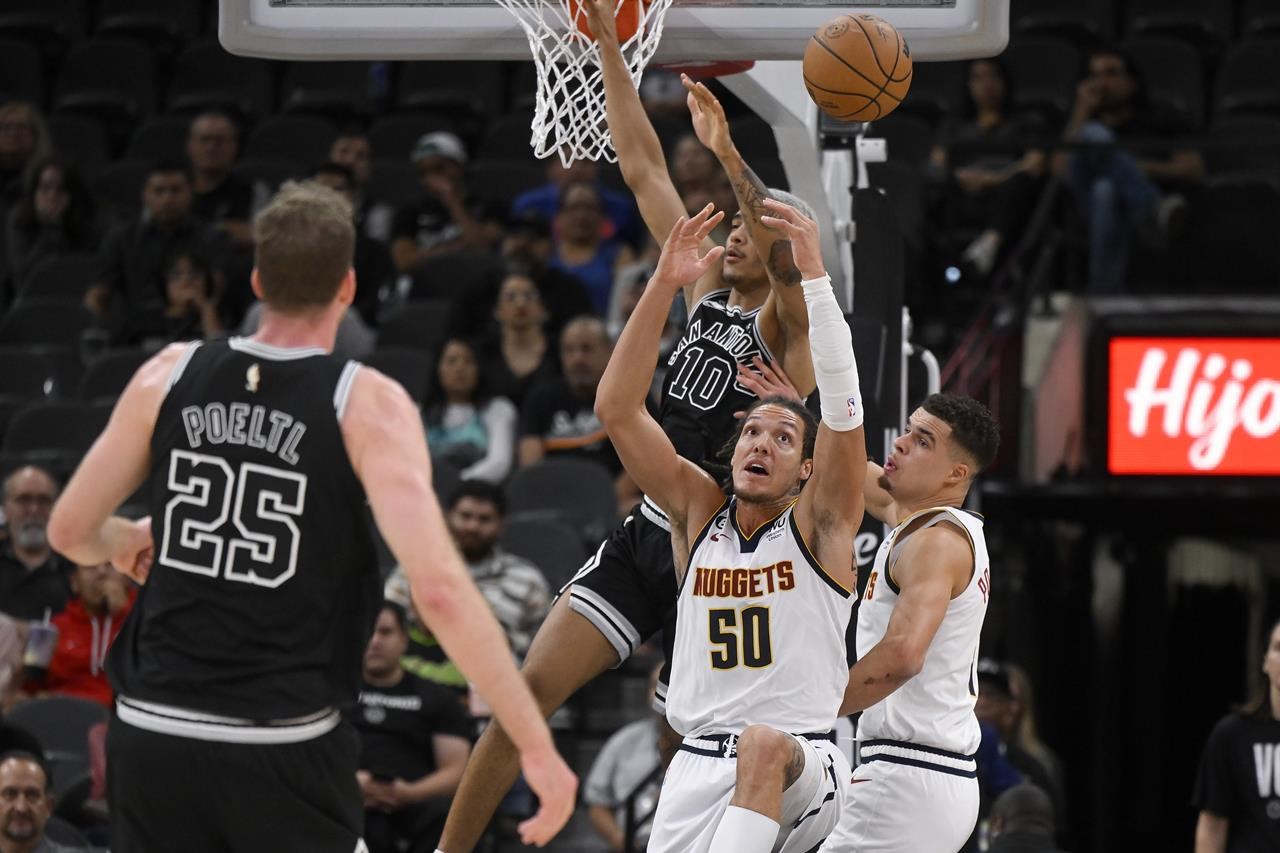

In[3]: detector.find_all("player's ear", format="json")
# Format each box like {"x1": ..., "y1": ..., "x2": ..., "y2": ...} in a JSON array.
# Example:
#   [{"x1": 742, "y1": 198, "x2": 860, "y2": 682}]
[
  {"x1": 249, "y1": 268, "x2": 264, "y2": 301},
  {"x1": 336, "y1": 267, "x2": 356, "y2": 307},
  {"x1": 945, "y1": 461, "x2": 970, "y2": 487},
  {"x1": 800, "y1": 458, "x2": 813, "y2": 483}
]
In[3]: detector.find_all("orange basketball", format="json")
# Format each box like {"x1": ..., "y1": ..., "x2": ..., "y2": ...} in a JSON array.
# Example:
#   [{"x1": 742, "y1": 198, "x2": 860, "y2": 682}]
[
  {"x1": 803, "y1": 14, "x2": 913, "y2": 122},
  {"x1": 568, "y1": 0, "x2": 650, "y2": 44}
]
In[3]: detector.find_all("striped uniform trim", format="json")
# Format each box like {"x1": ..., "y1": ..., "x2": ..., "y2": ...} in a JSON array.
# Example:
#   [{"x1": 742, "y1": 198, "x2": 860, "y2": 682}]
[
  {"x1": 652, "y1": 679, "x2": 668, "y2": 714},
  {"x1": 566, "y1": 585, "x2": 641, "y2": 662},
  {"x1": 333, "y1": 361, "x2": 361, "y2": 419},
  {"x1": 857, "y1": 738, "x2": 978, "y2": 778},
  {"x1": 641, "y1": 495, "x2": 671, "y2": 532},
  {"x1": 679, "y1": 730, "x2": 835, "y2": 759},
  {"x1": 165, "y1": 341, "x2": 203, "y2": 391},
  {"x1": 117, "y1": 697, "x2": 340, "y2": 745},
  {"x1": 228, "y1": 337, "x2": 327, "y2": 361},
  {"x1": 558, "y1": 517, "x2": 622, "y2": 596},
  {"x1": 792, "y1": 751, "x2": 840, "y2": 830}
]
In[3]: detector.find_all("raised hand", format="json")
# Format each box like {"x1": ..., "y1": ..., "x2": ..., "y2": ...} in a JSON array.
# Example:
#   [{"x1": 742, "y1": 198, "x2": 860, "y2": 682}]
[
  {"x1": 759, "y1": 197, "x2": 825, "y2": 281},
  {"x1": 583, "y1": 0, "x2": 621, "y2": 47},
  {"x1": 682, "y1": 74, "x2": 734, "y2": 159},
  {"x1": 651, "y1": 204, "x2": 726, "y2": 291},
  {"x1": 735, "y1": 356, "x2": 803, "y2": 417}
]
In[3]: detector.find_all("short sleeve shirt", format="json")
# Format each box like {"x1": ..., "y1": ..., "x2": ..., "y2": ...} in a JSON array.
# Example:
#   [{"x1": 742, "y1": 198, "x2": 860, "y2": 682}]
[
  {"x1": 1193, "y1": 712, "x2": 1280, "y2": 852},
  {"x1": 584, "y1": 717, "x2": 662, "y2": 842},
  {"x1": 520, "y1": 378, "x2": 621, "y2": 475},
  {"x1": 344, "y1": 671, "x2": 472, "y2": 781}
]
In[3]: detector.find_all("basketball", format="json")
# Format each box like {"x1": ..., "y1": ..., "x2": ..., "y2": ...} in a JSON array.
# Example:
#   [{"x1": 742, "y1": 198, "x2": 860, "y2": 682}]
[
  {"x1": 803, "y1": 14, "x2": 913, "y2": 122},
  {"x1": 568, "y1": 0, "x2": 651, "y2": 44}
]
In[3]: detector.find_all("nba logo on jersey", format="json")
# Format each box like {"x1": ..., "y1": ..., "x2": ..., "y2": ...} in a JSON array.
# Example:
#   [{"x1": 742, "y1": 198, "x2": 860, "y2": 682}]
[{"x1": 847, "y1": 396, "x2": 858, "y2": 417}]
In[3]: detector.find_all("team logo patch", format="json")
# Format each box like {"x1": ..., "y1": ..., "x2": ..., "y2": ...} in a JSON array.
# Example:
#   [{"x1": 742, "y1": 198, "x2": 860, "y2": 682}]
[
  {"x1": 246, "y1": 363, "x2": 261, "y2": 393},
  {"x1": 722, "y1": 734, "x2": 739, "y2": 759},
  {"x1": 363, "y1": 706, "x2": 386, "y2": 725}
]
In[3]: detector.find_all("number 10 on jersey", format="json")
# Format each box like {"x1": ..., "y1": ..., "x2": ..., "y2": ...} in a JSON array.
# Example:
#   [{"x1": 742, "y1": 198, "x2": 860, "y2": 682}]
[{"x1": 709, "y1": 606, "x2": 773, "y2": 669}]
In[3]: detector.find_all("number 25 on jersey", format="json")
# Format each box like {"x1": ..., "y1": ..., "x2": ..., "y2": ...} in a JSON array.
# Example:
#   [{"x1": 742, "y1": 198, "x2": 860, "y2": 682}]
[{"x1": 159, "y1": 450, "x2": 307, "y2": 589}]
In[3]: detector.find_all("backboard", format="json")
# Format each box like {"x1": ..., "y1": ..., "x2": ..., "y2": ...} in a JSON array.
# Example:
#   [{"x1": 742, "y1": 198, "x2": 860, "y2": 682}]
[{"x1": 219, "y1": 0, "x2": 1008, "y2": 62}]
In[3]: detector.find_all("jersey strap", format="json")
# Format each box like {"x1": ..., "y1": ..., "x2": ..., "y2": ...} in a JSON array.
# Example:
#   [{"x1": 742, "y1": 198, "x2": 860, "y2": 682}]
[{"x1": 117, "y1": 696, "x2": 340, "y2": 745}]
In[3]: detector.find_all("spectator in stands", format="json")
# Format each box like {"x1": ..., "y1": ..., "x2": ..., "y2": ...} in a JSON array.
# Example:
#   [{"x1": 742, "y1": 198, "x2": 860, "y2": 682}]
[
  {"x1": 4, "y1": 158, "x2": 102, "y2": 293},
  {"x1": 37, "y1": 562, "x2": 133, "y2": 708},
  {"x1": 0, "y1": 751, "x2": 83, "y2": 853},
  {"x1": 550, "y1": 180, "x2": 635, "y2": 315},
  {"x1": 511, "y1": 159, "x2": 640, "y2": 248},
  {"x1": 584, "y1": 662, "x2": 664, "y2": 851},
  {"x1": 977, "y1": 659, "x2": 1066, "y2": 823},
  {"x1": 390, "y1": 132, "x2": 493, "y2": 274},
  {"x1": 0, "y1": 103, "x2": 51, "y2": 212},
  {"x1": 1060, "y1": 45, "x2": 1204, "y2": 294},
  {"x1": 330, "y1": 128, "x2": 394, "y2": 244},
  {"x1": 497, "y1": 211, "x2": 593, "y2": 336},
  {"x1": 481, "y1": 268, "x2": 560, "y2": 408},
  {"x1": 1193, "y1": 615, "x2": 1280, "y2": 853},
  {"x1": 115, "y1": 248, "x2": 226, "y2": 348},
  {"x1": 519, "y1": 315, "x2": 623, "y2": 478},
  {"x1": 930, "y1": 58, "x2": 1047, "y2": 279},
  {"x1": 0, "y1": 467, "x2": 70, "y2": 622},
  {"x1": 423, "y1": 338, "x2": 518, "y2": 484},
  {"x1": 385, "y1": 481, "x2": 551, "y2": 663},
  {"x1": 987, "y1": 784, "x2": 1066, "y2": 853},
  {"x1": 186, "y1": 110, "x2": 261, "y2": 251},
  {"x1": 85, "y1": 161, "x2": 228, "y2": 340},
  {"x1": 308, "y1": 161, "x2": 394, "y2": 326},
  {"x1": 346, "y1": 603, "x2": 471, "y2": 853}
]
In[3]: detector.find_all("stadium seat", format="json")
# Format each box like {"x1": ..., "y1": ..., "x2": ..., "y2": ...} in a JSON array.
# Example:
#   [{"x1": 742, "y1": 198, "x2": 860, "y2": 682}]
[
  {"x1": 431, "y1": 458, "x2": 461, "y2": 503},
  {"x1": 95, "y1": 0, "x2": 202, "y2": 53},
  {"x1": 52, "y1": 37, "x2": 158, "y2": 125},
  {"x1": 397, "y1": 61, "x2": 506, "y2": 116},
  {"x1": 0, "y1": 347, "x2": 63, "y2": 399},
  {"x1": 505, "y1": 458, "x2": 619, "y2": 546},
  {"x1": 1214, "y1": 39, "x2": 1280, "y2": 118},
  {"x1": 45, "y1": 114, "x2": 110, "y2": 173},
  {"x1": 369, "y1": 113, "x2": 461, "y2": 162},
  {"x1": 1002, "y1": 37, "x2": 1082, "y2": 121},
  {"x1": 465, "y1": 160, "x2": 547, "y2": 214},
  {"x1": 0, "y1": 298, "x2": 93, "y2": 347},
  {"x1": 0, "y1": 398, "x2": 24, "y2": 451},
  {"x1": 1123, "y1": 0, "x2": 1232, "y2": 51},
  {"x1": 362, "y1": 347, "x2": 433, "y2": 402},
  {"x1": 865, "y1": 114, "x2": 936, "y2": 167},
  {"x1": 19, "y1": 253, "x2": 99, "y2": 303},
  {"x1": 366, "y1": 159, "x2": 421, "y2": 209},
  {"x1": 230, "y1": 158, "x2": 303, "y2": 192},
  {"x1": 895, "y1": 60, "x2": 967, "y2": 125},
  {"x1": 376, "y1": 299, "x2": 452, "y2": 353},
  {"x1": 408, "y1": 250, "x2": 505, "y2": 303},
  {"x1": 1188, "y1": 177, "x2": 1280, "y2": 290},
  {"x1": 500, "y1": 514, "x2": 589, "y2": 590},
  {"x1": 1204, "y1": 116, "x2": 1280, "y2": 177},
  {"x1": 478, "y1": 113, "x2": 540, "y2": 162},
  {"x1": 169, "y1": 39, "x2": 277, "y2": 120},
  {"x1": 5, "y1": 696, "x2": 107, "y2": 767},
  {"x1": 279, "y1": 60, "x2": 374, "y2": 121},
  {"x1": 0, "y1": 37, "x2": 46, "y2": 107},
  {"x1": 0, "y1": 0, "x2": 89, "y2": 56},
  {"x1": 1242, "y1": 0, "x2": 1280, "y2": 37},
  {"x1": 2, "y1": 401, "x2": 113, "y2": 457},
  {"x1": 1125, "y1": 36, "x2": 1205, "y2": 128},
  {"x1": 1011, "y1": 0, "x2": 1112, "y2": 47},
  {"x1": 89, "y1": 158, "x2": 151, "y2": 222},
  {"x1": 245, "y1": 114, "x2": 338, "y2": 166},
  {"x1": 79, "y1": 349, "x2": 149, "y2": 402},
  {"x1": 125, "y1": 114, "x2": 192, "y2": 162}
]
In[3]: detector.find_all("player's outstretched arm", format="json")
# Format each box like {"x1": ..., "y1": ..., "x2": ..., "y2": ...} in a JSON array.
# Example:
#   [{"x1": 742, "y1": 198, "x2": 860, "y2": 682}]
[
  {"x1": 765, "y1": 199, "x2": 864, "y2": 587},
  {"x1": 341, "y1": 370, "x2": 576, "y2": 848},
  {"x1": 684, "y1": 77, "x2": 816, "y2": 393},
  {"x1": 838, "y1": 523, "x2": 971, "y2": 715},
  {"x1": 583, "y1": 0, "x2": 719, "y2": 309},
  {"x1": 595, "y1": 206, "x2": 724, "y2": 526},
  {"x1": 48, "y1": 344, "x2": 189, "y2": 583}
]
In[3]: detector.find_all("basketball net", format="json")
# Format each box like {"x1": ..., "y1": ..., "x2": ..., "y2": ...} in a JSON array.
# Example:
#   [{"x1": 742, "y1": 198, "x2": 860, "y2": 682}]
[{"x1": 494, "y1": 0, "x2": 675, "y2": 166}]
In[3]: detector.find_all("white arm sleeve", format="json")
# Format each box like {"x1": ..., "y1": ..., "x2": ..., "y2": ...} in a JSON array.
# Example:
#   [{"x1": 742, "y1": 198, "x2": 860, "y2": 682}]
[
  {"x1": 461, "y1": 397, "x2": 518, "y2": 483},
  {"x1": 801, "y1": 274, "x2": 863, "y2": 431}
]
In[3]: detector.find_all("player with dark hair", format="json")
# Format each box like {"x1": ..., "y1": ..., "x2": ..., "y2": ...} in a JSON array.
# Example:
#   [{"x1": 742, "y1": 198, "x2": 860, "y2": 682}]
[
  {"x1": 821, "y1": 392, "x2": 1001, "y2": 852},
  {"x1": 47, "y1": 181, "x2": 575, "y2": 852}
]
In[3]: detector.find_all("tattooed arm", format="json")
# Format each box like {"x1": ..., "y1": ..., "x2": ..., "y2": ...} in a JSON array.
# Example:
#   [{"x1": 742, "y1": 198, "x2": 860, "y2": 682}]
[{"x1": 684, "y1": 75, "x2": 815, "y2": 393}]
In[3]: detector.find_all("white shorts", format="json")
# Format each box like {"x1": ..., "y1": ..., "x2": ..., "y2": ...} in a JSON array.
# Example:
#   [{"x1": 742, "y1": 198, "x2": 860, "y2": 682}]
[
  {"x1": 819, "y1": 740, "x2": 979, "y2": 853},
  {"x1": 648, "y1": 732, "x2": 850, "y2": 853}
]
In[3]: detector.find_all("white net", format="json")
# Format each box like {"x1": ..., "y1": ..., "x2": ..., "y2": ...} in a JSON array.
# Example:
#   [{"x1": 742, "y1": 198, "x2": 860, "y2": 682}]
[{"x1": 494, "y1": 0, "x2": 676, "y2": 166}]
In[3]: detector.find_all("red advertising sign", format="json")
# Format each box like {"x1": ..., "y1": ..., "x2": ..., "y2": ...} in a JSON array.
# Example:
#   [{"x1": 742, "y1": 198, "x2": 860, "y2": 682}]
[{"x1": 1109, "y1": 338, "x2": 1280, "y2": 475}]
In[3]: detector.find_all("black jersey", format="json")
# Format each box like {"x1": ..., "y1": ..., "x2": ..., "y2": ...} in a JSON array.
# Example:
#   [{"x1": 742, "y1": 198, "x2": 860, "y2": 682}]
[
  {"x1": 108, "y1": 338, "x2": 381, "y2": 721},
  {"x1": 659, "y1": 289, "x2": 775, "y2": 470}
]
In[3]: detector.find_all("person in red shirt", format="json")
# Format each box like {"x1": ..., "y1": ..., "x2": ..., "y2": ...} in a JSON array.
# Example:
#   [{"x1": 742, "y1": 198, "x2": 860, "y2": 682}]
[{"x1": 42, "y1": 562, "x2": 134, "y2": 707}]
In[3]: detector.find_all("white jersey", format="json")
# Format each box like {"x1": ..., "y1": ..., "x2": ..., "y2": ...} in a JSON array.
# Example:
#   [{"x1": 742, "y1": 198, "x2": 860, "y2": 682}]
[
  {"x1": 666, "y1": 497, "x2": 854, "y2": 738},
  {"x1": 856, "y1": 506, "x2": 990, "y2": 756}
]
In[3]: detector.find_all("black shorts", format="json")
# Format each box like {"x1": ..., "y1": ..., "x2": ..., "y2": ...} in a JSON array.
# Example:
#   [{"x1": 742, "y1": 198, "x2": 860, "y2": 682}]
[
  {"x1": 108, "y1": 712, "x2": 364, "y2": 853},
  {"x1": 560, "y1": 498, "x2": 679, "y2": 684}
]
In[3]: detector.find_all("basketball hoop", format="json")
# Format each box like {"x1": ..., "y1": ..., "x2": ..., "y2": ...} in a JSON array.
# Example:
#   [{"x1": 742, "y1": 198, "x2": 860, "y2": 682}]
[
  {"x1": 494, "y1": 0, "x2": 675, "y2": 166},
  {"x1": 653, "y1": 60, "x2": 757, "y2": 79}
]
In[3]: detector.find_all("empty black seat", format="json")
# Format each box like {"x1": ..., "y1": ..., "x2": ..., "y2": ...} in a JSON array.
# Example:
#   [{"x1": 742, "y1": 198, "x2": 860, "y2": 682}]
[
  {"x1": 478, "y1": 113, "x2": 539, "y2": 162},
  {"x1": 0, "y1": 37, "x2": 46, "y2": 107},
  {"x1": 1012, "y1": 0, "x2": 1112, "y2": 46},
  {"x1": 1125, "y1": 36, "x2": 1205, "y2": 128},
  {"x1": 1124, "y1": 0, "x2": 1232, "y2": 50},
  {"x1": 230, "y1": 158, "x2": 303, "y2": 192},
  {"x1": 500, "y1": 515, "x2": 589, "y2": 590},
  {"x1": 0, "y1": 0, "x2": 88, "y2": 56},
  {"x1": 95, "y1": 0, "x2": 202, "y2": 53},
  {"x1": 1002, "y1": 37, "x2": 1081, "y2": 121},
  {"x1": 90, "y1": 158, "x2": 151, "y2": 222},
  {"x1": 369, "y1": 114, "x2": 460, "y2": 162},
  {"x1": 244, "y1": 114, "x2": 338, "y2": 166},
  {"x1": 408, "y1": 250, "x2": 504, "y2": 303},
  {"x1": 362, "y1": 347, "x2": 432, "y2": 403},
  {"x1": 19, "y1": 253, "x2": 99, "y2": 303},
  {"x1": 505, "y1": 458, "x2": 619, "y2": 546},
  {"x1": 279, "y1": 60, "x2": 373, "y2": 120},
  {"x1": 465, "y1": 160, "x2": 547, "y2": 214},
  {"x1": 1214, "y1": 39, "x2": 1280, "y2": 118},
  {"x1": 0, "y1": 298, "x2": 93, "y2": 347},
  {"x1": 1204, "y1": 116, "x2": 1280, "y2": 176},
  {"x1": 125, "y1": 114, "x2": 192, "y2": 162},
  {"x1": 376, "y1": 300, "x2": 453, "y2": 352},
  {"x1": 169, "y1": 39, "x2": 276, "y2": 120},
  {"x1": 895, "y1": 60, "x2": 966, "y2": 125},
  {"x1": 2, "y1": 400, "x2": 112, "y2": 456},
  {"x1": 1188, "y1": 177, "x2": 1280, "y2": 290},
  {"x1": 53, "y1": 37, "x2": 158, "y2": 124},
  {"x1": 45, "y1": 114, "x2": 110, "y2": 173},
  {"x1": 0, "y1": 346, "x2": 64, "y2": 398},
  {"x1": 79, "y1": 349, "x2": 149, "y2": 401},
  {"x1": 397, "y1": 61, "x2": 506, "y2": 115},
  {"x1": 1243, "y1": 0, "x2": 1280, "y2": 37},
  {"x1": 866, "y1": 114, "x2": 936, "y2": 167}
]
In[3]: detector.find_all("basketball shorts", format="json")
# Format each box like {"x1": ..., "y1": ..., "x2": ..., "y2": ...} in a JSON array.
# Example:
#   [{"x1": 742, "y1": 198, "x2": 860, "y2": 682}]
[
  {"x1": 108, "y1": 706, "x2": 365, "y2": 853},
  {"x1": 559, "y1": 497, "x2": 679, "y2": 703},
  {"x1": 648, "y1": 731, "x2": 850, "y2": 853},
  {"x1": 818, "y1": 739, "x2": 979, "y2": 853}
]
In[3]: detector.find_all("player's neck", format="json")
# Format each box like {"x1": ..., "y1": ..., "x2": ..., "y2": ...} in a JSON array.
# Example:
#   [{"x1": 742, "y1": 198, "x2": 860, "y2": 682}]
[
  {"x1": 894, "y1": 487, "x2": 968, "y2": 523},
  {"x1": 725, "y1": 280, "x2": 769, "y2": 312},
  {"x1": 733, "y1": 493, "x2": 794, "y2": 536},
  {"x1": 253, "y1": 306, "x2": 341, "y2": 353},
  {"x1": 1270, "y1": 686, "x2": 1280, "y2": 721}
]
